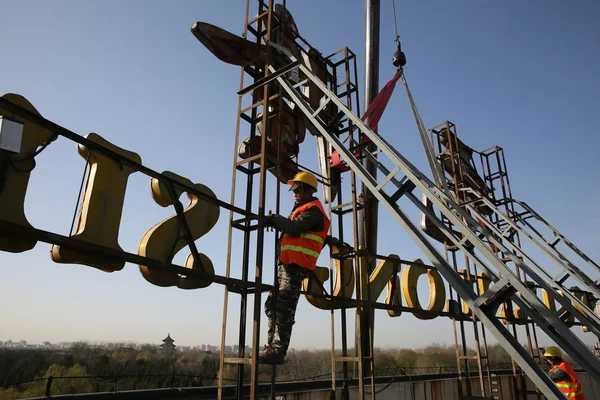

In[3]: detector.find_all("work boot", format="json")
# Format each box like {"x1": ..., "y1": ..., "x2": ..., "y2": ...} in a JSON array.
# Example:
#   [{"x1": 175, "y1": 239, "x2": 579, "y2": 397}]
[{"x1": 258, "y1": 344, "x2": 285, "y2": 365}]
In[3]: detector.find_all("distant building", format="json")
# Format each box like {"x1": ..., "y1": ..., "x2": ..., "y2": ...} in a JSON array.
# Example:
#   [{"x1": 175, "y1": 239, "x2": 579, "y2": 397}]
[
  {"x1": 206, "y1": 344, "x2": 218, "y2": 353},
  {"x1": 160, "y1": 333, "x2": 176, "y2": 356}
]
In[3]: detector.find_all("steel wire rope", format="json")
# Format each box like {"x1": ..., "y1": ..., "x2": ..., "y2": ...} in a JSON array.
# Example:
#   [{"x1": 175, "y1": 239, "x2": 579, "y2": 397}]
[
  {"x1": 391, "y1": 0, "x2": 400, "y2": 43},
  {"x1": 69, "y1": 150, "x2": 92, "y2": 236}
]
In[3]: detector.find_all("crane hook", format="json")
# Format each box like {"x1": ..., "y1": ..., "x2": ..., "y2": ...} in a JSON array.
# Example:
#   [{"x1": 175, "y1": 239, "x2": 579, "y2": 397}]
[{"x1": 392, "y1": 40, "x2": 406, "y2": 68}]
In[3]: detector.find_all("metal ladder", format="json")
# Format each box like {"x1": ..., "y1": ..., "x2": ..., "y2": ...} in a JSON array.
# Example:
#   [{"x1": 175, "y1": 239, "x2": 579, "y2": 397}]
[
  {"x1": 460, "y1": 187, "x2": 600, "y2": 323},
  {"x1": 471, "y1": 144, "x2": 544, "y2": 400},
  {"x1": 255, "y1": 41, "x2": 600, "y2": 400},
  {"x1": 426, "y1": 123, "x2": 495, "y2": 400},
  {"x1": 510, "y1": 198, "x2": 600, "y2": 277},
  {"x1": 319, "y1": 47, "x2": 375, "y2": 400},
  {"x1": 217, "y1": 2, "x2": 285, "y2": 399},
  {"x1": 505, "y1": 198, "x2": 599, "y2": 290}
]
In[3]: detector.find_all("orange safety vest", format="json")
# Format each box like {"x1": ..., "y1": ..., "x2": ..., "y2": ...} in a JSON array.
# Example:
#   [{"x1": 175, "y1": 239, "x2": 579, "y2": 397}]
[
  {"x1": 280, "y1": 199, "x2": 330, "y2": 270},
  {"x1": 550, "y1": 361, "x2": 585, "y2": 399}
]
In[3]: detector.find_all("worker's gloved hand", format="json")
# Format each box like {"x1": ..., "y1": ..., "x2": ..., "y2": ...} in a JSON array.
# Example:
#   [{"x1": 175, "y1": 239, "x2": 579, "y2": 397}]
[
  {"x1": 325, "y1": 235, "x2": 352, "y2": 249},
  {"x1": 538, "y1": 348, "x2": 550, "y2": 365},
  {"x1": 537, "y1": 347, "x2": 545, "y2": 355},
  {"x1": 264, "y1": 214, "x2": 275, "y2": 228},
  {"x1": 325, "y1": 235, "x2": 339, "y2": 246}
]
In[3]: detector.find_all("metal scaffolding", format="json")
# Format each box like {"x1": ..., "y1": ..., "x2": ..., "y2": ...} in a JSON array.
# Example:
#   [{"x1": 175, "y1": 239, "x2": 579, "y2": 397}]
[
  {"x1": 323, "y1": 45, "x2": 376, "y2": 398},
  {"x1": 217, "y1": 1, "x2": 283, "y2": 398},
  {"x1": 428, "y1": 122, "x2": 494, "y2": 399},
  {"x1": 429, "y1": 122, "x2": 549, "y2": 399},
  {"x1": 254, "y1": 41, "x2": 600, "y2": 398},
  {"x1": 215, "y1": 1, "x2": 380, "y2": 398},
  {"x1": 477, "y1": 143, "x2": 543, "y2": 400}
]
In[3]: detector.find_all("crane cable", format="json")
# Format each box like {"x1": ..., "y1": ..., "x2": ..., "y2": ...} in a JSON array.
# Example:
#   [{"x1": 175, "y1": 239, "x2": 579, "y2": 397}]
[
  {"x1": 392, "y1": 0, "x2": 400, "y2": 43},
  {"x1": 401, "y1": 74, "x2": 447, "y2": 189},
  {"x1": 391, "y1": 0, "x2": 447, "y2": 189}
]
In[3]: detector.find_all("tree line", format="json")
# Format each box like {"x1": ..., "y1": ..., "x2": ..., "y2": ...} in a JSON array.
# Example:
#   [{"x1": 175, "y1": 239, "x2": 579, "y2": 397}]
[{"x1": 0, "y1": 342, "x2": 513, "y2": 400}]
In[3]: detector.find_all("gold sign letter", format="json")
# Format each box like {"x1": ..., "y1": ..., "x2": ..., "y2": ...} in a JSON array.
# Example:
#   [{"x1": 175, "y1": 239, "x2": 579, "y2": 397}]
[
  {"x1": 544, "y1": 287, "x2": 595, "y2": 331},
  {"x1": 402, "y1": 259, "x2": 446, "y2": 320},
  {"x1": 138, "y1": 171, "x2": 218, "y2": 289},
  {"x1": 51, "y1": 133, "x2": 141, "y2": 272},
  {"x1": 364, "y1": 254, "x2": 403, "y2": 316},
  {"x1": 304, "y1": 245, "x2": 355, "y2": 309},
  {"x1": 385, "y1": 273, "x2": 403, "y2": 317},
  {"x1": 456, "y1": 270, "x2": 492, "y2": 318},
  {"x1": 572, "y1": 289, "x2": 594, "y2": 333},
  {"x1": 0, "y1": 94, "x2": 56, "y2": 252}
]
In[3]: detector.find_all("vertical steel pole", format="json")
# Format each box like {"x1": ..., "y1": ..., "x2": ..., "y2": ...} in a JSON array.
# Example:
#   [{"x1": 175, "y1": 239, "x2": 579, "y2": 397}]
[
  {"x1": 359, "y1": 0, "x2": 380, "y2": 381},
  {"x1": 362, "y1": 0, "x2": 380, "y2": 253}
]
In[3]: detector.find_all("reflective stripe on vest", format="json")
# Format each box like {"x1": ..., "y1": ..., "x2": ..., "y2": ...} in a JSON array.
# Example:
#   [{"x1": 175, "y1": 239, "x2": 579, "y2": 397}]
[
  {"x1": 551, "y1": 362, "x2": 585, "y2": 400},
  {"x1": 281, "y1": 244, "x2": 320, "y2": 258},
  {"x1": 300, "y1": 233, "x2": 325, "y2": 243},
  {"x1": 280, "y1": 199, "x2": 330, "y2": 270}
]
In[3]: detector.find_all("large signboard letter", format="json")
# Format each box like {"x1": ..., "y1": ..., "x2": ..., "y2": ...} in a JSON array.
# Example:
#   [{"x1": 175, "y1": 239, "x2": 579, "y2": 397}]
[
  {"x1": 402, "y1": 259, "x2": 446, "y2": 320},
  {"x1": 0, "y1": 94, "x2": 56, "y2": 252},
  {"x1": 51, "y1": 133, "x2": 141, "y2": 272},
  {"x1": 305, "y1": 245, "x2": 355, "y2": 309},
  {"x1": 138, "y1": 172, "x2": 218, "y2": 289}
]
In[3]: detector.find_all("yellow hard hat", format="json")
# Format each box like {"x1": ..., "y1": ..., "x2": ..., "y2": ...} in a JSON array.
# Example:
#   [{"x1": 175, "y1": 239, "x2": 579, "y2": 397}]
[
  {"x1": 288, "y1": 171, "x2": 318, "y2": 191},
  {"x1": 543, "y1": 346, "x2": 562, "y2": 358}
]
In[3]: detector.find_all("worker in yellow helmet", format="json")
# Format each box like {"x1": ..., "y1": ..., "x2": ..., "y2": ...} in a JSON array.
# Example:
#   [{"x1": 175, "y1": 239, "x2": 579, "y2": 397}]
[
  {"x1": 259, "y1": 171, "x2": 331, "y2": 364},
  {"x1": 538, "y1": 346, "x2": 586, "y2": 399}
]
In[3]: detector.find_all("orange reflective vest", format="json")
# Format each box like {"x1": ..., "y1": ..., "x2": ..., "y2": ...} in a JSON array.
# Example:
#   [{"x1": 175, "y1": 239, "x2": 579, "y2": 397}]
[
  {"x1": 280, "y1": 199, "x2": 330, "y2": 270},
  {"x1": 550, "y1": 361, "x2": 585, "y2": 399}
]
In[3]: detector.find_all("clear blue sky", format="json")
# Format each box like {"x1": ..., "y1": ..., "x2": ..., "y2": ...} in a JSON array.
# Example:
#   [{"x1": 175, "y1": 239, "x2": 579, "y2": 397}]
[{"x1": 1, "y1": 0, "x2": 599, "y2": 351}]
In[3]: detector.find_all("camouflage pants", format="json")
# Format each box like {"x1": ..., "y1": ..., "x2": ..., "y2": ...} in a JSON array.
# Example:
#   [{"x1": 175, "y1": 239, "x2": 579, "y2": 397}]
[{"x1": 264, "y1": 263, "x2": 308, "y2": 356}]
